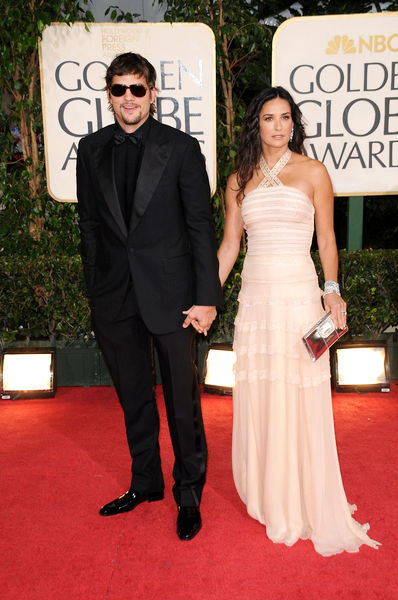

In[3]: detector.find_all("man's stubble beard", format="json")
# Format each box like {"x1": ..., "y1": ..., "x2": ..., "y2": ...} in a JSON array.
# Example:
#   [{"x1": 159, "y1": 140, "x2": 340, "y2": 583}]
[
  {"x1": 108, "y1": 103, "x2": 143, "y2": 126},
  {"x1": 122, "y1": 108, "x2": 142, "y2": 126}
]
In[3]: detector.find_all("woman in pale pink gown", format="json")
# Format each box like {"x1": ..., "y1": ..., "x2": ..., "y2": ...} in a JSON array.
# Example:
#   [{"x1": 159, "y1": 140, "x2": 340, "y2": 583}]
[{"x1": 217, "y1": 86, "x2": 380, "y2": 556}]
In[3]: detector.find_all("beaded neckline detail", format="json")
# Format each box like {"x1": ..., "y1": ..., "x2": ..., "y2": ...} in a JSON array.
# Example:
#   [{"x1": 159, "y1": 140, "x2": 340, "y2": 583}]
[{"x1": 259, "y1": 149, "x2": 292, "y2": 188}]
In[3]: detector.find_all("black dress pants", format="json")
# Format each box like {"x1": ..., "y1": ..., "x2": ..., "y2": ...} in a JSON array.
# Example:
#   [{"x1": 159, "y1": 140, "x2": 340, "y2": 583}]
[{"x1": 92, "y1": 308, "x2": 207, "y2": 508}]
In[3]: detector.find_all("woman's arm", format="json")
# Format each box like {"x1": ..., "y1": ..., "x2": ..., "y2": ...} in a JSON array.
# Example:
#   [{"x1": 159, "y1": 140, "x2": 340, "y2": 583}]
[
  {"x1": 313, "y1": 161, "x2": 347, "y2": 330},
  {"x1": 217, "y1": 173, "x2": 244, "y2": 286}
]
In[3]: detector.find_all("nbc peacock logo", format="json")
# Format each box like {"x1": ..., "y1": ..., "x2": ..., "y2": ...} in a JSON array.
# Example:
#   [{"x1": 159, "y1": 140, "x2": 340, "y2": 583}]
[{"x1": 325, "y1": 35, "x2": 356, "y2": 54}]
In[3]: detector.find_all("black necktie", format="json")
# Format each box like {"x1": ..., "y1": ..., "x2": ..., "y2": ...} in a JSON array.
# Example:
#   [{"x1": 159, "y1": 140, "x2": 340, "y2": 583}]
[{"x1": 113, "y1": 130, "x2": 141, "y2": 146}]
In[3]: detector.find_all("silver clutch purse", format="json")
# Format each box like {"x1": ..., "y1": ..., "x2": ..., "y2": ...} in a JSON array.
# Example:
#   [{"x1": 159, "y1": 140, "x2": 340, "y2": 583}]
[{"x1": 302, "y1": 313, "x2": 348, "y2": 362}]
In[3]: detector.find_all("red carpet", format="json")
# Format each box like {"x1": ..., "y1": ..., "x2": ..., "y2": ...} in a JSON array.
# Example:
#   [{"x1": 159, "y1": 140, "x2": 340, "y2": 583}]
[{"x1": 1, "y1": 383, "x2": 397, "y2": 599}]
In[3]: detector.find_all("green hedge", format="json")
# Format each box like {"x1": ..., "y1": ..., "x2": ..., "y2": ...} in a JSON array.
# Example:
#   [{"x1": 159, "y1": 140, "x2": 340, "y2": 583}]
[
  {"x1": 0, "y1": 256, "x2": 91, "y2": 341},
  {"x1": 1, "y1": 250, "x2": 397, "y2": 343}
]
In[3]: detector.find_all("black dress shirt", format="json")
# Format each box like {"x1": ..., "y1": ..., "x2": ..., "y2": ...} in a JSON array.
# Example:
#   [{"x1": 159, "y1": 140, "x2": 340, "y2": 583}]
[{"x1": 113, "y1": 117, "x2": 152, "y2": 227}]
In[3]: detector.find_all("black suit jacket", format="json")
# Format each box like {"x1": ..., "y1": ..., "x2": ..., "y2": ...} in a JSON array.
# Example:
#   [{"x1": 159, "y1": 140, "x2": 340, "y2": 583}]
[{"x1": 77, "y1": 116, "x2": 223, "y2": 334}]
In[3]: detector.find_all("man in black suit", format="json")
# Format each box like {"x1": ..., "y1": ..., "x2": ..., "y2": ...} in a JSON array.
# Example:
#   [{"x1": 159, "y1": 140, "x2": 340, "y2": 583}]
[{"x1": 76, "y1": 52, "x2": 223, "y2": 540}]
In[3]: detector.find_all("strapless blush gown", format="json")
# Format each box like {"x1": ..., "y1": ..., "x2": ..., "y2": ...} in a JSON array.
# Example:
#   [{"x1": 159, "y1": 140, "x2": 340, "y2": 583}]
[{"x1": 232, "y1": 182, "x2": 380, "y2": 556}]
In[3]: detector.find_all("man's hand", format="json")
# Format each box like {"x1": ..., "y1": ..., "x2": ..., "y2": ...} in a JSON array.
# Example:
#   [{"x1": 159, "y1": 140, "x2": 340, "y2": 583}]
[{"x1": 182, "y1": 305, "x2": 217, "y2": 336}]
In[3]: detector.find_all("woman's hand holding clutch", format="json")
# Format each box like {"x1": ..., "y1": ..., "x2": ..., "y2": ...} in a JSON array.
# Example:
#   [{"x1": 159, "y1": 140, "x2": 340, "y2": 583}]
[{"x1": 323, "y1": 292, "x2": 347, "y2": 330}]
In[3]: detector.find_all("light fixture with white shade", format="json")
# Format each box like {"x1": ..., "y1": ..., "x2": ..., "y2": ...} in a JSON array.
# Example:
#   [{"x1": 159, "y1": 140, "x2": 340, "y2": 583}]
[
  {"x1": 1, "y1": 347, "x2": 57, "y2": 399},
  {"x1": 331, "y1": 340, "x2": 390, "y2": 393},
  {"x1": 203, "y1": 343, "x2": 235, "y2": 395}
]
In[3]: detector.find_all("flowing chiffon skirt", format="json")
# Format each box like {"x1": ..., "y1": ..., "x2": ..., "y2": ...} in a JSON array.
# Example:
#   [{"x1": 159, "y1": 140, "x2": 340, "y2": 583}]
[{"x1": 232, "y1": 253, "x2": 380, "y2": 556}]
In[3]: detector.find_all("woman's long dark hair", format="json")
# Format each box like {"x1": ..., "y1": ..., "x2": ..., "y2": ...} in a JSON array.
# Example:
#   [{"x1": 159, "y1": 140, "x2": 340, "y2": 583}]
[{"x1": 235, "y1": 86, "x2": 306, "y2": 203}]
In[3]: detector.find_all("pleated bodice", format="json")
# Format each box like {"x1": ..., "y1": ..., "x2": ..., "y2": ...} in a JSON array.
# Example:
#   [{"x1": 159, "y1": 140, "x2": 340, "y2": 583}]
[{"x1": 241, "y1": 185, "x2": 314, "y2": 256}]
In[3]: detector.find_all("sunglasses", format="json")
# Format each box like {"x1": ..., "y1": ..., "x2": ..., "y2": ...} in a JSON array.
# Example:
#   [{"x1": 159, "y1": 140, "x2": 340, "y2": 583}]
[{"x1": 109, "y1": 84, "x2": 149, "y2": 98}]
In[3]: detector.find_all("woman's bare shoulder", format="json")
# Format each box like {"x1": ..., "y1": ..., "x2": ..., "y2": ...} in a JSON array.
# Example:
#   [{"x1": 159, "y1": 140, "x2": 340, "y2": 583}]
[{"x1": 291, "y1": 153, "x2": 330, "y2": 180}]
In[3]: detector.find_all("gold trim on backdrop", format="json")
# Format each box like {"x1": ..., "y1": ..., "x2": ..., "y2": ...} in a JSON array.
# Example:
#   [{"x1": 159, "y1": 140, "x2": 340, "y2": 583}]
[{"x1": 38, "y1": 28, "x2": 53, "y2": 201}]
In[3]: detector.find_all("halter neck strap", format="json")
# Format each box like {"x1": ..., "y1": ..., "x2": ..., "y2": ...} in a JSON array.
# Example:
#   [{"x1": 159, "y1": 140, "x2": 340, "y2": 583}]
[{"x1": 259, "y1": 149, "x2": 292, "y2": 188}]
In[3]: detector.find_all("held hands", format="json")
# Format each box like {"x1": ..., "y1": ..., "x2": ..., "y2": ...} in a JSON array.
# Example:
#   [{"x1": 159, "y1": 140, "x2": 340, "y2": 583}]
[
  {"x1": 182, "y1": 305, "x2": 217, "y2": 336},
  {"x1": 323, "y1": 292, "x2": 347, "y2": 330}
]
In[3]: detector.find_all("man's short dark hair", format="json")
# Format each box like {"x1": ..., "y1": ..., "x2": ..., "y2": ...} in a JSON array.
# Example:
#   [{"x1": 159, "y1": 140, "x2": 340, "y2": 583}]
[{"x1": 105, "y1": 52, "x2": 157, "y2": 90}]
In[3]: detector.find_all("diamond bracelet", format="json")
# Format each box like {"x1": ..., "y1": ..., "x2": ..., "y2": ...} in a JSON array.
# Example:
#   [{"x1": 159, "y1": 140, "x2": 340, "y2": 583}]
[{"x1": 323, "y1": 280, "x2": 341, "y2": 297}]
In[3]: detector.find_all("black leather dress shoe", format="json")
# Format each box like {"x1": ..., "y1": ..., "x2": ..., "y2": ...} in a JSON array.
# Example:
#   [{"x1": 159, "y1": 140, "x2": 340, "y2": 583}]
[
  {"x1": 99, "y1": 489, "x2": 164, "y2": 516},
  {"x1": 176, "y1": 506, "x2": 202, "y2": 540}
]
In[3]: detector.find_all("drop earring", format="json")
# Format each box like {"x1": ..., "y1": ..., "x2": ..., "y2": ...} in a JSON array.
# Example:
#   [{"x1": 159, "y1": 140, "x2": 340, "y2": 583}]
[{"x1": 290, "y1": 126, "x2": 294, "y2": 142}]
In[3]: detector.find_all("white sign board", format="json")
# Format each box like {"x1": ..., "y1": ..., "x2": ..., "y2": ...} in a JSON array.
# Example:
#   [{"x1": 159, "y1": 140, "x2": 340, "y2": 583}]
[
  {"x1": 39, "y1": 23, "x2": 216, "y2": 201},
  {"x1": 273, "y1": 12, "x2": 398, "y2": 196}
]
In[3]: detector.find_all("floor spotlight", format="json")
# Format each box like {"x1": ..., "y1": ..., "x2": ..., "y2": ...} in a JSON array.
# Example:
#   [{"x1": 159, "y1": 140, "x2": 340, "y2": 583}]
[
  {"x1": 1, "y1": 347, "x2": 57, "y2": 399},
  {"x1": 331, "y1": 340, "x2": 390, "y2": 393},
  {"x1": 203, "y1": 343, "x2": 235, "y2": 395}
]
